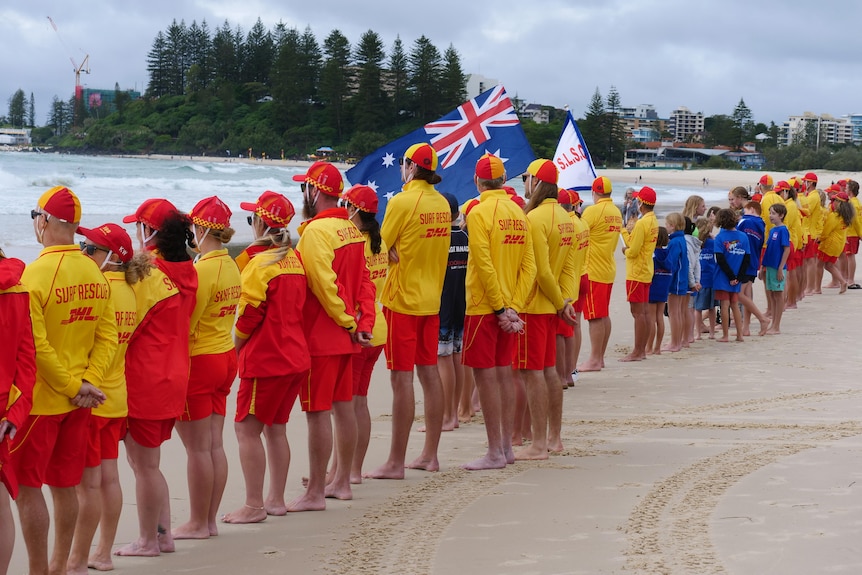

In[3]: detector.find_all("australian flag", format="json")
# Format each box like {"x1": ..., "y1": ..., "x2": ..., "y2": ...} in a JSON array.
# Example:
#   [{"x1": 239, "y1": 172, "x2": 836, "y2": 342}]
[{"x1": 346, "y1": 85, "x2": 535, "y2": 215}]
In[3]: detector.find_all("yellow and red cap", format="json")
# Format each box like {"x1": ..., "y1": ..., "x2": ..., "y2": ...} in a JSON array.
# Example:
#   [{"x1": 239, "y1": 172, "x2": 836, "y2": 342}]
[
  {"x1": 189, "y1": 196, "x2": 232, "y2": 230},
  {"x1": 292, "y1": 161, "x2": 344, "y2": 197},
  {"x1": 802, "y1": 172, "x2": 818, "y2": 183},
  {"x1": 122, "y1": 198, "x2": 180, "y2": 231},
  {"x1": 38, "y1": 186, "x2": 81, "y2": 223},
  {"x1": 342, "y1": 184, "x2": 379, "y2": 214},
  {"x1": 77, "y1": 223, "x2": 133, "y2": 263},
  {"x1": 634, "y1": 186, "x2": 657, "y2": 205},
  {"x1": 773, "y1": 180, "x2": 791, "y2": 194},
  {"x1": 592, "y1": 176, "x2": 613, "y2": 195},
  {"x1": 475, "y1": 153, "x2": 505, "y2": 180},
  {"x1": 239, "y1": 191, "x2": 295, "y2": 229},
  {"x1": 527, "y1": 159, "x2": 558, "y2": 185},
  {"x1": 759, "y1": 174, "x2": 773, "y2": 187},
  {"x1": 404, "y1": 143, "x2": 438, "y2": 171}
]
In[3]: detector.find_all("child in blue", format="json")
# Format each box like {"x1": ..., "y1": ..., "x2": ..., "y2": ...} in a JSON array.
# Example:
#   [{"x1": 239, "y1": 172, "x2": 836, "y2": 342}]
[
  {"x1": 647, "y1": 226, "x2": 671, "y2": 354},
  {"x1": 693, "y1": 217, "x2": 716, "y2": 339},
  {"x1": 713, "y1": 208, "x2": 750, "y2": 342},
  {"x1": 760, "y1": 203, "x2": 791, "y2": 335},
  {"x1": 736, "y1": 201, "x2": 769, "y2": 336},
  {"x1": 664, "y1": 213, "x2": 688, "y2": 352}
]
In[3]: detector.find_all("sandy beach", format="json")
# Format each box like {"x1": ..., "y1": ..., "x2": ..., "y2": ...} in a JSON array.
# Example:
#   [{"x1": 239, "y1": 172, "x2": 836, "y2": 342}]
[{"x1": 8, "y1": 166, "x2": 862, "y2": 574}]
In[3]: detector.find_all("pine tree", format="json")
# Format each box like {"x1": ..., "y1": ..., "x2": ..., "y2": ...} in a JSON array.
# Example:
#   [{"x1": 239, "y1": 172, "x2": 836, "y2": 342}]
[
  {"x1": 146, "y1": 31, "x2": 170, "y2": 97},
  {"x1": 352, "y1": 30, "x2": 389, "y2": 133},
  {"x1": 388, "y1": 36, "x2": 409, "y2": 123},
  {"x1": 320, "y1": 30, "x2": 352, "y2": 140},
  {"x1": 605, "y1": 86, "x2": 625, "y2": 165},
  {"x1": 28, "y1": 92, "x2": 35, "y2": 127},
  {"x1": 272, "y1": 26, "x2": 301, "y2": 131},
  {"x1": 297, "y1": 27, "x2": 322, "y2": 109},
  {"x1": 48, "y1": 96, "x2": 70, "y2": 136},
  {"x1": 440, "y1": 44, "x2": 466, "y2": 112},
  {"x1": 186, "y1": 20, "x2": 213, "y2": 92},
  {"x1": 7, "y1": 89, "x2": 26, "y2": 127},
  {"x1": 408, "y1": 36, "x2": 442, "y2": 122},
  {"x1": 242, "y1": 18, "x2": 274, "y2": 86},
  {"x1": 581, "y1": 87, "x2": 605, "y2": 164},
  {"x1": 164, "y1": 19, "x2": 189, "y2": 95},
  {"x1": 212, "y1": 21, "x2": 242, "y2": 85},
  {"x1": 731, "y1": 98, "x2": 754, "y2": 148}
]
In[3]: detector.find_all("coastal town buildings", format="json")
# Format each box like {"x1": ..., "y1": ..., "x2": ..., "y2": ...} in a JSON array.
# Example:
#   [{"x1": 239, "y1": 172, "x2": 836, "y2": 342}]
[{"x1": 779, "y1": 112, "x2": 854, "y2": 148}]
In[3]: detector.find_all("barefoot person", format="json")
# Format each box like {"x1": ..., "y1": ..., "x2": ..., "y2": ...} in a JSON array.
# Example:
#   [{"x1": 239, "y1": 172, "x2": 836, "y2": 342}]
[
  {"x1": 222, "y1": 192, "x2": 309, "y2": 523},
  {"x1": 0, "y1": 248, "x2": 35, "y2": 575},
  {"x1": 713, "y1": 209, "x2": 750, "y2": 343},
  {"x1": 67, "y1": 224, "x2": 141, "y2": 574},
  {"x1": 760, "y1": 204, "x2": 791, "y2": 334},
  {"x1": 174, "y1": 197, "x2": 241, "y2": 538},
  {"x1": 367, "y1": 143, "x2": 451, "y2": 479},
  {"x1": 11, "y1": 186, "x2": 115, "y2": 575},
  {"x1": 578, "y1": 176, "x2": 622, "y2": 372},
  {"x1": 619, "y1": 186, "x2": 658, "y2": 362},
  {"x1": 461, "y1": 154, "x2": 536, "y2": 470},
  {"x1": 289, "y1": 162, "x2": 374, "y2": 510},
  {"x1": 514, "y1": 160, "x2": 575, "y2": 459},
  {"x1": 116, "y1": 199, "x2": 198, "y2": 557}
]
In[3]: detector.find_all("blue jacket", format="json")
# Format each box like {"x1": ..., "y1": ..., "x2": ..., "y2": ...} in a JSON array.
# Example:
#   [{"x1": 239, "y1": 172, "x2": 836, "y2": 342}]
[{"x1": 667, "y1": 230, "x2": 689, "y2": 296}]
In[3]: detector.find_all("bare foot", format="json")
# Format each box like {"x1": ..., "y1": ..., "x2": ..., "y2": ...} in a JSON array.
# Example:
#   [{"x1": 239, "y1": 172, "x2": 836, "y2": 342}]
[
  {"x1": 504, "y1": 446, "x2": 515, "y2": 464},
  {"x1": 208, "y1": 522, "x2": 219, "y2": 537},
  {"x1": 786, "y1": 304, "x2": 797, "y2": 309},
  {"x1": 350, "y1": 474, "x2": 363, "y2": 485},
  {"x1": 265, "y1": 500, "x2": 287, "y2": 516},
  {"x1": 462, "y1": 453, "x2": 507, "y2": 470},
  {"x1": 324, "y1": 483, "x2": 353, "y2": 500},
  {"x1": 716, "y1": 336, "x2": 729, "y2": 342},
  {"x1": 417, "y1": 424, "x2": 426, "y2": 432},
  {"x1": 286, "y1": 493, "x2": 326, "y2": 512},
  {"x1": 734, "y1": 336, "x2": 744, "y2": 342},
  {"x1": 766, "y1": 328, "x2": 780, "y2": 335},
  {"x1": 363, "y1": 461, "x2": 405, "y2": 480},
  {"x1": 406, "y1": 455, "x2": 439, "y2": 471},
  {"x1": 514, "y1": 445, "x2": 549, "y2": 461},
  {"x1": 661, "y1": 344, "x2": 681, "y2": 352},
  {"x1": 511, "y1": 434, "x2": 524, "y2": 446},
  {"x1": 758, "y1": 320, "x2": 769, "y2": 336},
  {"x1": 67, "y1": 564, "x2": 90, "y2": 575},
  {"x1": 840, "y1": 283, "x2": 848, "y2": 294},
  {"x1": 87, "y1": 557, "x2": 114, "y2": 571},
  {"x1": 577, "y1": 361, "x2": 602, "y2": 372},
  {"x1": 441, "y1": 420, "x2": 456, "y2": 432},
  {"x1": 221, "y1": 504, "x2": 267, "y2": 524},
  {"x1": 171, "y1": 521, "x2": 210, "y2": 540},
  {"x1": 618, "y1": 352, "x2": 645, "y2": 362},
  {"x1": 114, "y1": 540, "x2": 160, "y2": 557},
  {"x1": 158, "y1": 532, "x2": 174, "y2": 553},
  {"x1": 548, "y1": 440, "x2": 564, "y2": 453}
]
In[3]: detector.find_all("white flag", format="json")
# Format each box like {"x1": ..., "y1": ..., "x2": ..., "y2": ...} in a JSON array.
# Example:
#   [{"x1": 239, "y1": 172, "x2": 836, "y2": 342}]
[{"x1": 553, "y1": 110, "x2": 597, "y2": 191}]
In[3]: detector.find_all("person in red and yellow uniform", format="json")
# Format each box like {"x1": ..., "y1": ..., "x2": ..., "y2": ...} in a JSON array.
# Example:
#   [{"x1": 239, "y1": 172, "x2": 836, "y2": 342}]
[
  {"x1": 801, "y1": 173, "x2": 822, "y2": 295},
  {"x1": 513, "y1": 159, "x2": 576, "y2": 461},
  {"x1": 221, "y1": 191, "x2": 309, "y2": 524},
  {"x1": 556, "y1": 189, "x2": 589, "y2": 387},
  {"x1": 173, "y1": 196, "x2": 242, "y2": 538},
  {"x1": 115, "y1": 199, "x2": 198, "y2": 557},
  {"x1": 619, "y1": 186, "x2": 659, "y2": 362},
  {"x1": 11, "y1": 186, "x2": 115, "y2": 575},
  {"x1": 0, "y1": 248, "x2": 35, "y2": 575},
  {"x1": 67, "y1": 223, "x2": 141, "y2": 574},
  {"x1": 461, "y1": 154, "x2": 536, "y2": 471},
  {"x1": 578, "y1": 176, "x2": 622, "y2": 372},
  {"x1": 341, "y1": 185, "x2": 388, "y2": 483},
  {"x1": 367, "y1": 143, "x2": 451, "y2": 480},
  {"x1": 288, "y1": 162, "x2": 375, "y2": 511}
]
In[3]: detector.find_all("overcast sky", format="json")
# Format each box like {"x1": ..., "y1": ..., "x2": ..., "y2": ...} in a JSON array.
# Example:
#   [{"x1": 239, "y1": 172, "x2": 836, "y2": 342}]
[{"x1": 4, "y1": 1, "x2": 862, "y2": 128}]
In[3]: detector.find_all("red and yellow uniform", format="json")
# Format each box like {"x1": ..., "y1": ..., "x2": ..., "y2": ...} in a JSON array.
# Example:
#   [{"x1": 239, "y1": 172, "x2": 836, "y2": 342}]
[
  {"x1": 846, "y1": 196, "x2": 862, "y2": 255},
  {"x1": 760, "y1": 190, "x2": 782, "y2": 239},
  {"x1": 818, "y1": 210, "x2": 849, "y2": 261},
  {"x1": 622, "y1": 211, "x2": 659, "y2": 283},
  {"x1": 803, "y1": 190, "x2": 823, "y2": 258},
  {"x1": 580, "y1": 197, "x2": 622, "y2": 319},
  {"x1": 0, "y1": 257, "x2": 36, "y2": 497},
  {"x1": 571, "y1": 213, "x2": 590, "y2": 310},
  {"x1": 354, "y1": 235, "x2": 388, "y2": 396},
  {"x1": 234, "y1": 245, "x2": 309, "y2": 425}
]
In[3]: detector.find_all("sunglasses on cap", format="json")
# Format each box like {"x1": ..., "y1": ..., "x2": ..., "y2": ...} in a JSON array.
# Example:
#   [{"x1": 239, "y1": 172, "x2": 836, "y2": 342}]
[
  {"x1": 79, "y1": 241, "x2": 108, "y2": 256},
  {"x1": 30, "y1": 209, "x2": 44, "y2": 219}
]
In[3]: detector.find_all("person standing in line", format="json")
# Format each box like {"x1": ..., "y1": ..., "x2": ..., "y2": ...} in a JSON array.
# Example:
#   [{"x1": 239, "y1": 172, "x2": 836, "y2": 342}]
[
  {"x1": 11, "y1": 186, "x2": 115, "y2": 575},
  {"x1": 0, "y1": 247, "x2": 35, "y2": 575},
  {"x1": 173, "y1": 197, "x2": 241, "y2": 538},
  {"x1": 760, "y1": 204, "x2": 791, "y2": 334},
  {"x1": 366, "y1": 144, "x2": 451, "y2": 480},
  {"x1": 288, "y1": 162, "x2": 375, "y2": 510},
  {"x1": 713, "y1": 209, "x2": 750, "y2": 343},
  {"x1": 461, "y1": 154, "x2": 536, "y2": 470},
  {"x1": 578, "y1": 176, "x2": 622, "y2": 372},
  {"x1": 801, "y1": 173, "x2": 823, "y2": 295},
  {"x1": 115, "y1": 199, "x2": 198, "y2": 557},
  {"x1": 221, "y1": 192, "x2": 309, "y2": 523}
]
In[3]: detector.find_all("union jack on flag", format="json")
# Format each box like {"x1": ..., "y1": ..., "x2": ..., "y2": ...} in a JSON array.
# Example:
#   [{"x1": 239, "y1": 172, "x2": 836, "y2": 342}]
[{"x1": 346, "y1": 85, "x2": 535, "y2": 217}]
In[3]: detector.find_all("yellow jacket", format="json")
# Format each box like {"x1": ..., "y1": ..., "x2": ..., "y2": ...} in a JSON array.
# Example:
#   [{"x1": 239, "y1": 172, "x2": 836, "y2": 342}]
[
  {"x1": 622, "y1": 211, "x2": 659, "y2": 283},
  {"x1": 819, "y1": 210, "x2": 848, "y2": 258},
  {"x1": 380, "y1": 179, "x2": 451, "y2": 315},
  {"x1": 784, "y1": 199, "x2": 803, "y2": 249},
  {"x1": 849, "y1": 197, "x2": 862, "y2": 238},
  {"x1": 760, "y1": 191, "x2": 782, "y2": 239},
  {"x1": 190, "y1": 249, "x2": 241, "y2": 356},
  {"x1": 93, "y1": 271, "x2": 135, "y2": 418},
  {"x1": 571, "y1": 213, "x2": 590, "y2": 300},
  {"x1": 364, "y1": 235, "x2": 389, "y2": 346},
  {"x1": 465, "y1": 188, "x2": 536, "y2": 315},
  {"x1": 22, "y1": 245, "x2": 116, "y2": 415},
  {"x1": 523, "y1": 199, "x2": 576, "y2": 314},
  {"x1": 804, "y1": 191, "x2": 823, "y2": 240},
  {"x1": 581, "y1": 197, "x2": 622, "y2": 283}
]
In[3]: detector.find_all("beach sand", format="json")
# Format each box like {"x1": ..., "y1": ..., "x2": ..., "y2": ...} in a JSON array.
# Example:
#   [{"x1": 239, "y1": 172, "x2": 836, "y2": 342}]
[{"x1": 8, "y1": 167, "x2": 862, "y2": 574}]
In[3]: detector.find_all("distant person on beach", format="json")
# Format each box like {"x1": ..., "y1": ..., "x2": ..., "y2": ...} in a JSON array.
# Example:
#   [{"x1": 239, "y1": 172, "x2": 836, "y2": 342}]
[
  {"x1": 290, "y1": 162, "x2": 374, "y2": 510},
  {"x1": 646, "y1": 226, "x2": 671, "y2": 354},
  {"x1": 67, "y1": 223, "x2": 142, "y2": 574},
  {"x1": 578, "y1": 176, "x2": 622, "y2": 372},
  {"x1": 761, "y1": 204, "x2": 791, "y2": 334},
  {"x1": 0, "y1": 247, "x2": 35, "y2": 575},
  {"x1": 620, "y1": 186, "x2": 658, "y2": 362},
  {"x1": 12, "y1": 186, "x2": 114, "y2": 574},
  {"x1": 461, "y1": 154, "x2": 535, "y2": 470},
  {"x1": 222, "y1": 192, "x2": 308, "y2": 523},
  {"x1": 621, "y1": 187, "x2": 640, "y2": 227},
  {"x1": 713, "y1": 208, "x2": 750, "y2": 343},
  {"x1": 116, "y1": 199, "x2": 198, "y2": 557},
  {"x1": 174, "y1": 197, "x2": 241, "y2": 538},
  {"x1": 367, "y1": 144, "x2": 450, "y2": 480}
]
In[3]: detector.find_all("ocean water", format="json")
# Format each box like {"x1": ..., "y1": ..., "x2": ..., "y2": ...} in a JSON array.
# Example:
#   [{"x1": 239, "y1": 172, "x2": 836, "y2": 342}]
[{"x1": 0, "y1": 152, "x2": 729, "y2": 259}]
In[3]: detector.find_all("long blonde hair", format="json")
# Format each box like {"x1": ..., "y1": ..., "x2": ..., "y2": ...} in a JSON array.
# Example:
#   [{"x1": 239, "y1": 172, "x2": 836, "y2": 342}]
[{"x1": 251, "y1": 228, "x2": 293, "y2": 265}]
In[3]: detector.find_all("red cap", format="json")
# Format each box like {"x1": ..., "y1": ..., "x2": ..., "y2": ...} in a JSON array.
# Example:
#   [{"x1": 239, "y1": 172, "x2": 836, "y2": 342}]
[
  {"x1": 342, "y1": 184, "x2": 379, "y2": 214},
  {"x1": 475, "y1": 154, "x2": 505, "y2": 180},
  {"x1": 774, "y1": 180, "x2": 791, "y2": 194},
  {"x1": 803, "y1": 172, "x2": 818, "y2": 183},
  {"x1": 122, "y1": 198, "x2": 180, "y2": 231},
  {"x1": 834, "y1": 191, "x2": 850, "y2": 202},
  {"x1": 189, "y1": 196, "x2": 232, "y2": 230},
  {"x1": 759, "y1": 174, "x2": 773, "y2": 187},
  {"x1": 634, "y1": 186, "x2": 656, "y2": 205},
  {"x1": 292, "y1": 161, "x2": 344, "y2": 197},
  {"x1": 527, "y1": 159, "x2": 558, "y2": 185},
  {"x1": 557, "y1": 188, "x2": 582, "y2": 205},
  {"x1": 592, "y1": 176, "x2": 612, "y2": 195},
  {"x1": 239, "y1": 191, "x2": 295, "y2": 229},
  {"x1": 38, "y1": 186, "x2": 82, "y2": 223},
  {"x1": 77, "y1": 223, "x2": 133, "y2": 263},
  {"x1": 751, "y1": 192, "x2": 763, "y2": 202},
  {"x1": 403, "y1": 143, "x2": 438, "y2": 171}
]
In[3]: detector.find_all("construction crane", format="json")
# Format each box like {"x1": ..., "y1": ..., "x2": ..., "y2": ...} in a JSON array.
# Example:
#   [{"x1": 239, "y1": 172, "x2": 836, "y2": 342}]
[{"x1": 47, "y1": 16, "x2": 90, "y2": 122}]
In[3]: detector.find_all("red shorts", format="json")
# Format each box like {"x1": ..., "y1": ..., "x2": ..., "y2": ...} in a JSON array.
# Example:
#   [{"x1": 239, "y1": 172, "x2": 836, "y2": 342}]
[
  {"x1": 236, "y1": 372, "x2": 304, "y2": 425},
  {"x1": 583, "y1": 280, "x2": 613, "y2": 320},
  {"x1": 513, "y1": 314, "x2": 557, "y2": 371},
  {"x1": 573, "y1": 274, "x2": 588, "y2": 313},
  {"x1": 626, "y1": 280, "x2": 650, "y2": 303},
  {"x1": 180, "y1": 350, "x2": 238, "y2": 421},
  {"x1": 10, "y1": 408, "x2": 89, "y2": 488},
  {"x1": 803, "y1": 237, "x2": 819, "y2": 259},
  {"x1": 85, "y1": 416, "x2": 125, "y2": 468},
  {"x1": 714, "y1": 290, "x2": 740, "y2": 304},
  {"x1": 786, "y1": 248, "x2": 803, "y2": 271},
  {"x1": 845, "y1": 236, "x2": 860, "y2": 255},
  {"x1": 462, "y1": 313, "x2": 515, "y2": 369},
  {"x1": 556, "y1": 316, "x2": 574, "y2": 337},
  {"x1": 300, "y1": 355, "x2": 353, "y2": 413},
  {"x1": 353, "y1": 345, "x2": 384, "y2": 397},
  {"x1": 383, "y1": 308, "x2": 439, "y2": 371},
  {"x1": 818, "y1": 250, "x2": 838, "y2": 264},
  {"x1": 126, "y1": 417, "x2": 175, "y2": 449}
]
